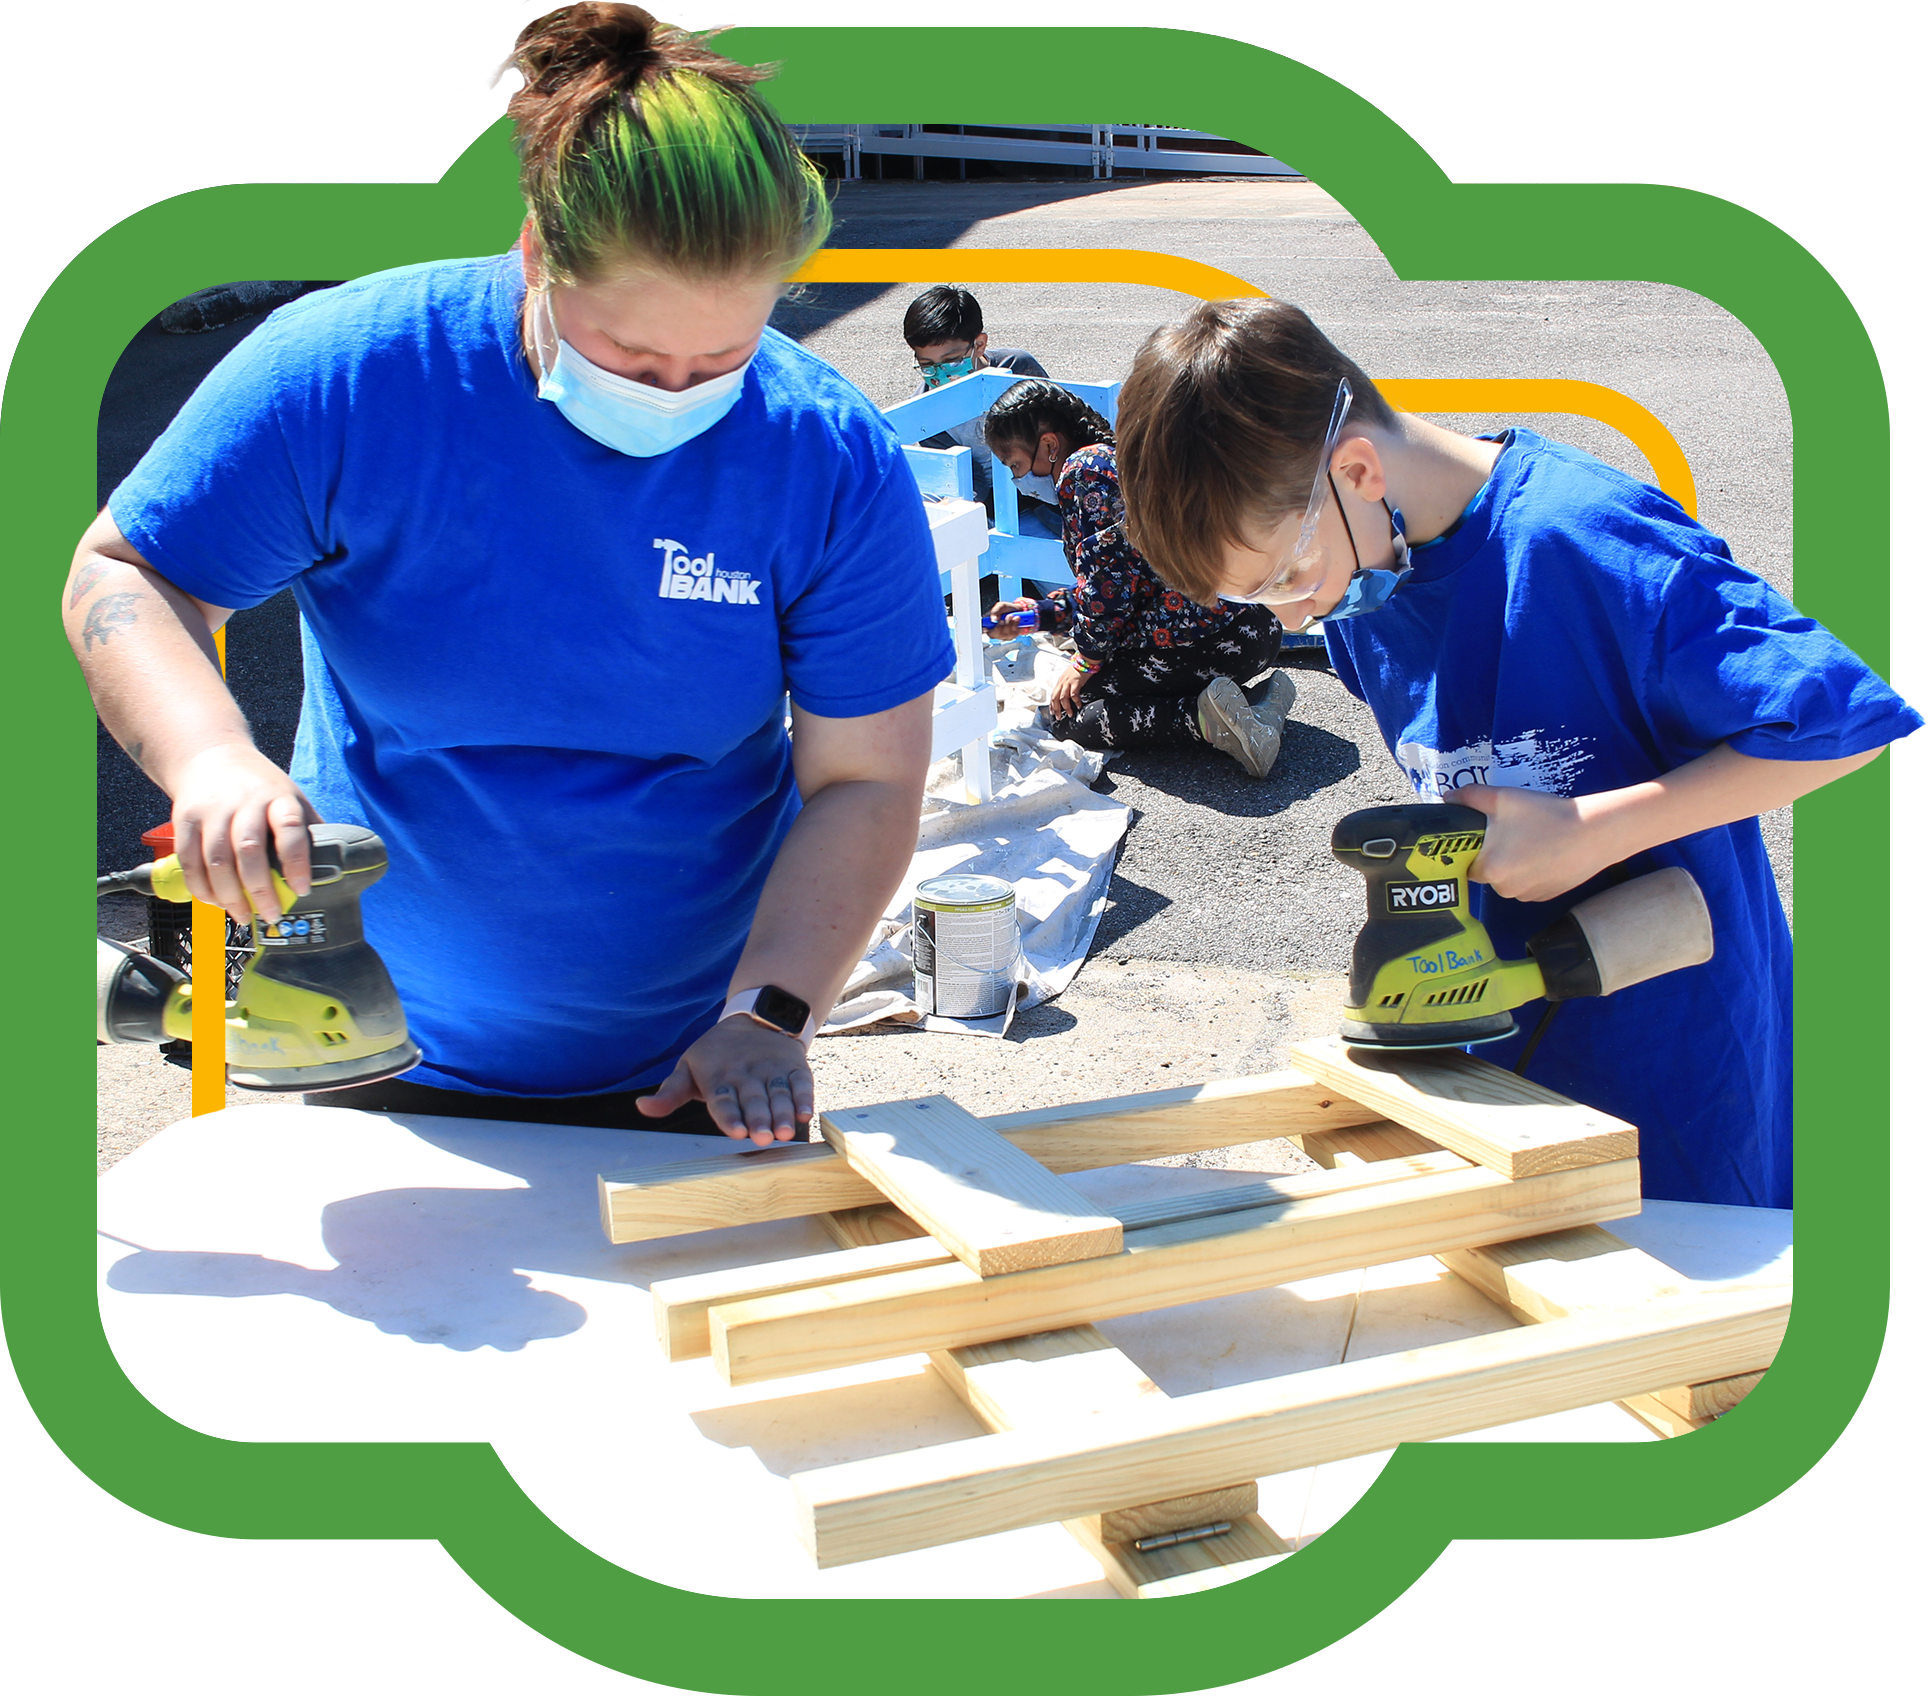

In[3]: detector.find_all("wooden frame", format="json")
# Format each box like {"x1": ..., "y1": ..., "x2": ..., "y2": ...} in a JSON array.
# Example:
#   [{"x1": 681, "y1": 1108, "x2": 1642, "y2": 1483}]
[{"x1": 613, "y1": 1047, "x2": 1784, "y2": 1592}]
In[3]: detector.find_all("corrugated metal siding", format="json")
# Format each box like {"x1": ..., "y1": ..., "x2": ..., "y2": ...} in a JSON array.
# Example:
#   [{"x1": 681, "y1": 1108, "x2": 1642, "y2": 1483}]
[
  {"x1": 0, "y1": 28, "x2": 256, "y2": 153},
  {"x1": 252, "y1": 29, "x2": 508, "y2": 121}
]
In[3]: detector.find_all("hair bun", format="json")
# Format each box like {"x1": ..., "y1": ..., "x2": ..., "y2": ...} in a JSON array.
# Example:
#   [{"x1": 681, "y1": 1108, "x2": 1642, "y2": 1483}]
[{"x1": 578, "y1": 2, "x2": 663, "y2": 73}]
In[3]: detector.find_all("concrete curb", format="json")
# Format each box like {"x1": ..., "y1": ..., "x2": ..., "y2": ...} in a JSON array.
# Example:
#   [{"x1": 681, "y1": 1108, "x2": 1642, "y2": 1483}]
[{"x1": 162, "y1": 279, "x2": 316, "y2": 335}]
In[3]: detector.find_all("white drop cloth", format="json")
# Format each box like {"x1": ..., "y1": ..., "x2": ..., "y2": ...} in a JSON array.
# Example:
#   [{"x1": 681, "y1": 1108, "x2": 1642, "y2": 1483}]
[{"x1": 824, "y1": 639, "x2": 1132, "y2": 1038}]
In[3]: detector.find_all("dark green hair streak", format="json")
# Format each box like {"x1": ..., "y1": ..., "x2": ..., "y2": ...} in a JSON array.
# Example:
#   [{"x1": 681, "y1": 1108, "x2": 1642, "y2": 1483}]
[{"x1": 505, "y1": 5, "x2": 831, "y2": 285}]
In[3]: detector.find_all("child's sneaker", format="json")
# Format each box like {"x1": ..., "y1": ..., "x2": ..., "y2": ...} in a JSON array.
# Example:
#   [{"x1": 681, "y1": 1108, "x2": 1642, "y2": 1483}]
[{"x1": 1197, "y1": 675, "x2": 1280, "y2": 778}]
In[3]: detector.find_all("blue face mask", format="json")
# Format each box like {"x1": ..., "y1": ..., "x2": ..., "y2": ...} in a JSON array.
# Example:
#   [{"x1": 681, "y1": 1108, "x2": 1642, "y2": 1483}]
[
  {"x1": 919, "y1": 357, "x2": 975, "y2": 391},
  {"x1": 1319, "y1": 503, "x2": 1412, "y2": 623},
  {"x1": 533, "y1": 291, "x2": 749, "y2": 457}
]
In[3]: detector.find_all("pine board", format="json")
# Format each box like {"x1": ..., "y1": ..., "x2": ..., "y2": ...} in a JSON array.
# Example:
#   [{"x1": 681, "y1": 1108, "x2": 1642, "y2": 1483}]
[
  {"x1": 820, "y1": 1097, "x2": 1125, "y2": 1276},
  {"x1": 654, "y1": 1152, "x2": 1473, "y2": 1362},
  {"x1": 711, "y1": 1158, "x2": 1641, "y2": 1385},
  {"x1": 1289, "y1": 1036, "x2": 1638, "y2": 1178},
  {"x1": 1438, "y1": 1225, "x2": 1769, "y2": 1429},
  {"x1": 793, "y1": 1284, "x2": 1789, "y2": 1567},
  {"x1": 601, "y1": 1069, "x2": 1385, "y2": 1244}
]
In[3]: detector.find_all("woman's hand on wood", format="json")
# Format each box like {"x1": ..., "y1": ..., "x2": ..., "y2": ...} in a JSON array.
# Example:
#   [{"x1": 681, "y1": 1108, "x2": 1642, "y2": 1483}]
[{"x1": 638, "y1": 1015, "x2": 815, "y2": 1147}]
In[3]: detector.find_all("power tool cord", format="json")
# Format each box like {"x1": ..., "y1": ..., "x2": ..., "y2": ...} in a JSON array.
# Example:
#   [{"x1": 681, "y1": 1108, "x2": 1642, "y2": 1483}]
[{"x1": 1511, "y1": 1000, "x2": 1561, "y2": 1075}]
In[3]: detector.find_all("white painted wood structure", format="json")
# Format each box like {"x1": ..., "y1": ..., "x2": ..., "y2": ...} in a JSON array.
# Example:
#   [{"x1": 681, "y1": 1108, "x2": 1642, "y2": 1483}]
[
  {"x1": 896, "y1": 371, "x2": 1120, "y2": 804},
  {"x1": 923, "y1": 494, "x2": 996, "y2": 804}
]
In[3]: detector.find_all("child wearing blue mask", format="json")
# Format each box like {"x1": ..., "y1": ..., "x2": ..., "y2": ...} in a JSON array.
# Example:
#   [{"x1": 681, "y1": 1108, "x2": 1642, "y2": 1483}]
[
  {"x1": 1115, "y1": 297, "x2": 1920, "y2": 1210},
  {"x1": 902, "y1": 285, "x2": 1058, "y2": 527}
]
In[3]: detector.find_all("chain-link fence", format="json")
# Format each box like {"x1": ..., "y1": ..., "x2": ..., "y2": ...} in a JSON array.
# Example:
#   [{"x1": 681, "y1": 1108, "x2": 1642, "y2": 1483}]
[{"x1": 1480, "y1": 27, "x2": 1812, "y2": 175}]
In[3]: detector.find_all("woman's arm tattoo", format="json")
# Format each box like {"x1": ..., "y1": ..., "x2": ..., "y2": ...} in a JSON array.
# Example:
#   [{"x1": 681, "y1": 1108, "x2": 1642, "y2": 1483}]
[
  {"x1": 67, "y1": 558, "x2": 112, "y2": 607},
  {"x1": 81, "y1": 592, "x2": 142, "y2": 651}
]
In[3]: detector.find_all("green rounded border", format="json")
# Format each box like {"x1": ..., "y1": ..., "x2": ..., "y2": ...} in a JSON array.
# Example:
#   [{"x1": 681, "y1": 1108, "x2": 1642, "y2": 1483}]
[{"x1": 0, "y1": 27, "x2": 1887, "y2": 1693}]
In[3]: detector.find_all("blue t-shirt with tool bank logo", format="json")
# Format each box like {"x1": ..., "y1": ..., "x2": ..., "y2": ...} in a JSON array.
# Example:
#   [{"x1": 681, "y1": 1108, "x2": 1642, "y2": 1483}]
[
  {"x1": 110, "y1": 253, "x2": 952, "y2": 1098},
  {"x1": 1324, "y1": 430, "x2": 1919, "y2": 1209}
]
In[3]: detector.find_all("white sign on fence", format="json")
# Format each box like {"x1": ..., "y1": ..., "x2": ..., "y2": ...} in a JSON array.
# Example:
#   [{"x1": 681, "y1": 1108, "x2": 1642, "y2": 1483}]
[{"x1": 1681, "y1": 94, "x2": 1742, "y2": 137}]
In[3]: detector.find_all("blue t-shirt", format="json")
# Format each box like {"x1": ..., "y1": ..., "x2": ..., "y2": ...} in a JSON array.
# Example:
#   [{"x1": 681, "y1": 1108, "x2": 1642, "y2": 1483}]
[
  {"x1": 1325, "y1": 431, "x2": 1919, "y2": 1209},
  {"x1": 110, "y1": 254, "x2": 952, "y2": 1097}
]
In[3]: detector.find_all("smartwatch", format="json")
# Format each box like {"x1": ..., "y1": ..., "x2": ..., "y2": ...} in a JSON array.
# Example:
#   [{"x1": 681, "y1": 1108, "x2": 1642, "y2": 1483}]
[{"x1": 718, "y1": 985, "x2": 818, "y2": 1047}]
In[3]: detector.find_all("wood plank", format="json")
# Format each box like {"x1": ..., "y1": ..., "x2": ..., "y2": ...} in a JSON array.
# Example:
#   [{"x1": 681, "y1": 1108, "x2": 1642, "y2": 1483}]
[
  {"x1": 820, "y1": 1213, "x2": 1270, "y2": 1566},
  {"x1": 1437, "y1": 1224, "x2": 1690, "y2": 1321},
  {"x1": 1066, "y1": 1515, "x2": 1292, "y2": 1599},
  {"x1": 1438, "y1": 1226, "x2": 1768, "y2": 1430},
  {"x1": 926, "y1": 1330, "x2": 1261, "y2": 1544},
  {"x1": 927, "y1": 1327, "x2": 1161, "y2": 1424},
  {"x1": 0, "y1": 1672, "x2": 248, "y2": 1688},
  {"x1": 820, "y1": 1097, "x2": 1124, "y2": 1276},
  {"x1": 652, "y1": 1236, "x2": 955, "y2": 1359},
  {"x1": 818, "y1": 1202, "x2": 926, "y2": 1246},
  {"x1": 712, "y1": 1159, "x2": 1642, "y2": 1385},
  {"x1": 792, "y1": 1284, "x2": 1790, "y2": 1566},
  {"x1": 656, "y1": 1152, "x2": 1473, "y2": 1363},
  {"x1": 1291, "y1": 1121, "x2": 1444, "y2": 1168},
  {"x1": 1650, "y1": 1371, "x2": 1765, "y2": 1424},
  {"x1": 600, "y1": 1068, "x2": 1385, "y2": 1244},
  {"x1": 1288, "y1": 1036, "x2": 1638, "y2": 1178}
]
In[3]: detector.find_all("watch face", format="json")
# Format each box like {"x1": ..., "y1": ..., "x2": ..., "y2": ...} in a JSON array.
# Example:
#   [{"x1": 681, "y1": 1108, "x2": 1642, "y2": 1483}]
[{"x1": 752, "y1": 985, "x2": 813, "y2": 1036}]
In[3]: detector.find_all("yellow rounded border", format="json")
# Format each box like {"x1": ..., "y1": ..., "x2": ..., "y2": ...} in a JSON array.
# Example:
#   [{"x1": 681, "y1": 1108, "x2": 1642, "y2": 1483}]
[{"x1": 798, "y1": 249, "x2": 1698, "y2": 512}]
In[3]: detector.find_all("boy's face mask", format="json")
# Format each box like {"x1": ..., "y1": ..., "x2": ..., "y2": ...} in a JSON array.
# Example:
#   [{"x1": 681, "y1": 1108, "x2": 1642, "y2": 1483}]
[
  {"x1": 919, "y1": 356, "x2": 976, "y2": 391},
  {"x1": 1318, "y1": 501, "x2": 1411, "y2": 622}
]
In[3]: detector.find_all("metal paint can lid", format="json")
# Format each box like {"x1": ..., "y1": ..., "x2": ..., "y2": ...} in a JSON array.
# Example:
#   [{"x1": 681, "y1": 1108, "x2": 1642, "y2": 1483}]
[{"x1": 914, "y1": 873, "x2": 1017, "y2": 914}]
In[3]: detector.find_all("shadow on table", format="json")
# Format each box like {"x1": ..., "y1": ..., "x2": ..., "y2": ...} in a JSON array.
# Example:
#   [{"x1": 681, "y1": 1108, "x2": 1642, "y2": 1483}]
[
  {"x1": 100, "y1": 1115, "x2": 827, "y2": 1353},
  {"x1": 101, "y1": 1181, "x2": 592, "y2": 1353}
]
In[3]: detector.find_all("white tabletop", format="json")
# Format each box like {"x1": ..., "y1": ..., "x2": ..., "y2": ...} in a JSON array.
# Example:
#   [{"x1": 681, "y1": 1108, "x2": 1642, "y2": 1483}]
[{"x1": 98, "y1": 1105, "x2": 1793, "y2": 1600}]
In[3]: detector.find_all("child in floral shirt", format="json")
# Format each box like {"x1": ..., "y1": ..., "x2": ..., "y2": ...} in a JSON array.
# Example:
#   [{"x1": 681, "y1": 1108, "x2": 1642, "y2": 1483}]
[{"x1": 982, "y1": 381, "x2": 1295, "y2": 777}]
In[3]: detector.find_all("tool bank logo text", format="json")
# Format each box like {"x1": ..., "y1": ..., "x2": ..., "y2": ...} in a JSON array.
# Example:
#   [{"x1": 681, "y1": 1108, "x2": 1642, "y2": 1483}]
[{"x1": 655, "y1": 537, "x2": 762, "y2": 605}]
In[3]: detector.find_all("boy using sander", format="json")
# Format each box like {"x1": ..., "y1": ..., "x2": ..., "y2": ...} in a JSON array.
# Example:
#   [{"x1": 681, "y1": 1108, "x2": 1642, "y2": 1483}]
[{"x1": 1114, "y1": 298, "x2": 1920, "y2": 1209}]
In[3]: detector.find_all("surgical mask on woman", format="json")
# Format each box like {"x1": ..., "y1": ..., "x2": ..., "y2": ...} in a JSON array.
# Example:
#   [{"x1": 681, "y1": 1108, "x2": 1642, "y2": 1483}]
[{"x1": 533, "y1": 291, "x2": 749, "y2": 457}]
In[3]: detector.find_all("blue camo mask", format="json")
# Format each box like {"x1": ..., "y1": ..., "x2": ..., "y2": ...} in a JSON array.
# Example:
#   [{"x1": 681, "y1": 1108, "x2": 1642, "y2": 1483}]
[
  {"x1": 1319, "y1": 503, "x2": 1412, "y2": 623},
  {"x1": 533, "y1": 291, "x2": 748, "y2": 458}
]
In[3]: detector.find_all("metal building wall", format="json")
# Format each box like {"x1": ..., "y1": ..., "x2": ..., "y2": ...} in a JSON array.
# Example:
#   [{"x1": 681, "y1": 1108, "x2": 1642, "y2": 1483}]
[{"x1": 0, "y1": 27, "x2": 258, "y2": 156}]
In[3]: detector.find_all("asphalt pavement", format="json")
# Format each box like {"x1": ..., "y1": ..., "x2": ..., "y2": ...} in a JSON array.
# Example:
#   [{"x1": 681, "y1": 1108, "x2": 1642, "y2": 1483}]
[{"x1": 91, "y1": 174, "x2": 1798, "y2": 1158}]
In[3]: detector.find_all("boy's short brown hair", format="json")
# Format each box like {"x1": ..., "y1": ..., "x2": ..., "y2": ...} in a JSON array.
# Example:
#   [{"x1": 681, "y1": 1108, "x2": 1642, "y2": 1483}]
[{"x1": 1115, "y1": 298, "x2": 1396, "y2": 603}]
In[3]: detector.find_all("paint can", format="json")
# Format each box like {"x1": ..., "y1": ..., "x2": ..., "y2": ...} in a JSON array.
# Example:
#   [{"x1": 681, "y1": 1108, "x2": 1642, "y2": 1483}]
[{"x1": 912, "y1": 873, "x2": 1020, "y2": 1018}]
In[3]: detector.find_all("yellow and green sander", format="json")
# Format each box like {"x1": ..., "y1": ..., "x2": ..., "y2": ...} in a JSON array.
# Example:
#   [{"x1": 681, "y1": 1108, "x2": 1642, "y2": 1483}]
[
  {"x1": 1331, "y1": 801, "x2": 1714, "y2": 1050},
  {"x1": 96, "y1": 822, "x2": 419, "y2": 1090}
]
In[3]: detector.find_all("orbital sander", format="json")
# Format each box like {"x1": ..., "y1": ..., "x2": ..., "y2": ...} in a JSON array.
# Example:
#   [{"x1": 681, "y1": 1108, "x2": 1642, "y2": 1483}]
[
  {"x1": 96, "y1": 822, "x2": 420, "y2": 1090},
  {"x1": 1332, "y1": 802, "x2": 1714, "y2": 1050}
]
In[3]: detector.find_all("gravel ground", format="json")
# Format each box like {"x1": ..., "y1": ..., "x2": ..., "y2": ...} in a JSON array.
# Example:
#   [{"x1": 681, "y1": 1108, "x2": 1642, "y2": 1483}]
[{"x1": 93, "y1": 175, "x2": 1796, "y2": 1167}]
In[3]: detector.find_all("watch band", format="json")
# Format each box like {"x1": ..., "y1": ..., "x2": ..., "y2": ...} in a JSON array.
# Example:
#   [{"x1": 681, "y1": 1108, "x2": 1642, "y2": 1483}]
[{"x1": 718, "y1": 986, "x2": 818, "y2": 1047}]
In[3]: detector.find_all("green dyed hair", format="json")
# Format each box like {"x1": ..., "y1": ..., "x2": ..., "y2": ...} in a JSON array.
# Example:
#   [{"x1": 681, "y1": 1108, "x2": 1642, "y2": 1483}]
[{"x1": 506, "y1": 5, "x2": 831, "y2": 285}]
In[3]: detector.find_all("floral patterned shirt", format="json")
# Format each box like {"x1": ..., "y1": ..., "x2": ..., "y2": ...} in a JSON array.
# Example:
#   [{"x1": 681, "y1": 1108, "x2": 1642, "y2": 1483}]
[{"x1": 1032, "y1": 443, "x2": 1247, "y2": 665}]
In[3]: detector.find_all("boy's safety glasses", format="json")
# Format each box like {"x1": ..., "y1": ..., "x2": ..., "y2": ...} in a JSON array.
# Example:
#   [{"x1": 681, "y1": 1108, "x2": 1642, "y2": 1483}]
[{"x1": 1219, "y1": 377, "x2": 1353, "y2": 607}]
